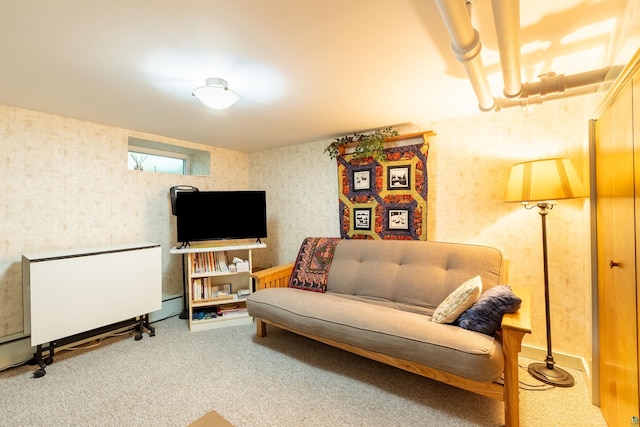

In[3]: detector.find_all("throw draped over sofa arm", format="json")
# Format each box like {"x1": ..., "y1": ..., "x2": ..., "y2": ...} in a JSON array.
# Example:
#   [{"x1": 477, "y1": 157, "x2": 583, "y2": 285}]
[{"x1": 251, "y1": 259, "x2": 531, "y2": 427}]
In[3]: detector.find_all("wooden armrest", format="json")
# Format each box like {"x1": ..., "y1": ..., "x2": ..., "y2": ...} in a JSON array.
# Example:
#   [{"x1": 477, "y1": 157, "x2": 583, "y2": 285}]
[
  {"x1": 500, "y1": 286, "x2": 530, "y2": 427},
  {"x1": 501, "y1": 286, "x2": 532, "y2": 334},
  {"x1": 251, "y1": 262, "x2": 295, "y2": 290}
]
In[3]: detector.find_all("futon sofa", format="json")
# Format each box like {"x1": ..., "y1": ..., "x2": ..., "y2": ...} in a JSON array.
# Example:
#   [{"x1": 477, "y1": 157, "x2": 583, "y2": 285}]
[{"x1": 247, "y1": 238, "x2": 531, "y2": 427}]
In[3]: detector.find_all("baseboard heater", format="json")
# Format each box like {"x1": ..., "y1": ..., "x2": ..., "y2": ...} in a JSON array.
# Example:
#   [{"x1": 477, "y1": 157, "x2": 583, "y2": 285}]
[{"x1": 22, "y1": 242, "x2": 162, "y2": 377}]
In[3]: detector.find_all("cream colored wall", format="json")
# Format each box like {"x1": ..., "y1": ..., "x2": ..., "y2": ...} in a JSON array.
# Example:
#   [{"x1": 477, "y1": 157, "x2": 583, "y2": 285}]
[
  {"x1": 249, "y1": 95, "x2": 594, "y2": 362},
  {"x1": 419, "y1": 100, "x2": 593, "y2": 361},
  {"x1": 1, "y1": 94, "x2": 595, "y2": 362},
  {"x1": 0, "y1": 105, "x2": 250, "y2": 338},
  {"x1": 248, "y1": 143, "x2": 340, "y2": 269}
]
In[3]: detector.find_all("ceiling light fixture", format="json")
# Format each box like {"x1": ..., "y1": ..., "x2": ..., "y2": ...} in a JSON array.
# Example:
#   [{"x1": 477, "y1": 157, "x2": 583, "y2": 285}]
[{"x1": 192, "y1": 78, "x2": 240, "y2": 110}]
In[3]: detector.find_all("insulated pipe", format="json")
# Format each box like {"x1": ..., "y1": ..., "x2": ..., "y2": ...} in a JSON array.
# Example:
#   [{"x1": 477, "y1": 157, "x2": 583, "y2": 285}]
[
  {"x1": 491, "y1": 0, "x2": 522, "y2": 98},
  {"x1": 496, "y1": 84, "x2": 605, "y2": 111},
  {"x1": 434, "y1": 0, "x2": 495, "y2": 111},
  {"x1": 434, "y1": 0, "x2": 613, "y2": 113},
  {"x1": 520, "y1": 68, "x2": 611, "y2": 98},
  {"x1": 496, "y1": 67, "x2": 617, "y2": 111}
]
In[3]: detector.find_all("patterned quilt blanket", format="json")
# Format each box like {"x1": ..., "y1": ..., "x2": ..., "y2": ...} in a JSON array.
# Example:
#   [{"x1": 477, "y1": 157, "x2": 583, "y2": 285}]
[{"x1": 288, "y1": 237, "x2": 341, "y2": 292}]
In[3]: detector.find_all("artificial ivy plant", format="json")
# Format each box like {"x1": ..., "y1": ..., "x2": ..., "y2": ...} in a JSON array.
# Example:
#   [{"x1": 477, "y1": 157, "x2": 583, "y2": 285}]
[{"x1": 324, "y1": 127, "x2": 398, "y2": 162}]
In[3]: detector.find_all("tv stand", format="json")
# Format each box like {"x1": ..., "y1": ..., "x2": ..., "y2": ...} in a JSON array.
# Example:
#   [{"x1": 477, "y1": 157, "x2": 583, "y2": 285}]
[{"x1": 170, "y1": 241, "x2": 266, "y2": 331}]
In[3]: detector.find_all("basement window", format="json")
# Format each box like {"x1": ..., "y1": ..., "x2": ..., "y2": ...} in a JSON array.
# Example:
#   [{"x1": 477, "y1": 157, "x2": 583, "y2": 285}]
[
  {"x1": 127, "y1": 137, "x2": 210, "y2": 176},
  {"x1": 128, "y1": 148, "x2": 187, "y2": 174}
]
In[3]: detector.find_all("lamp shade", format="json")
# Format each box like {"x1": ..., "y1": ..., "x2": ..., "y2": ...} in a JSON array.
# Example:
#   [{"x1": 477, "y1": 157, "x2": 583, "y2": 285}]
[
  {"x1": 192, "y1": 78, "x2": 240, "y2": 110},
  {"x1": 504, "y1": 158, "x2": 588, "y2": 203}
]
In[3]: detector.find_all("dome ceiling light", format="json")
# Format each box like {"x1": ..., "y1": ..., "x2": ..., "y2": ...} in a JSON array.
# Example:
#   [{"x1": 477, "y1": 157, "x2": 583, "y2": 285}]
[{"x1": 192, "y1": 78, "x2": 240, "y2": 110}]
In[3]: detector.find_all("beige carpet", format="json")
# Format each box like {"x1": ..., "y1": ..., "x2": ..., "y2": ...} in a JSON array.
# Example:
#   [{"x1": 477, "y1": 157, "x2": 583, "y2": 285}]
[{"x1": 0, "y1": 315, "x2": 605, "y2": 426}]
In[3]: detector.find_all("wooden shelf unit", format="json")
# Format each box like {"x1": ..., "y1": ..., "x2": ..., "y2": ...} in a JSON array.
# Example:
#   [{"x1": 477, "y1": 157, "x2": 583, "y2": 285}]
[{"x1": 170, "y1": 242, "x2": 266, "y2": 332}]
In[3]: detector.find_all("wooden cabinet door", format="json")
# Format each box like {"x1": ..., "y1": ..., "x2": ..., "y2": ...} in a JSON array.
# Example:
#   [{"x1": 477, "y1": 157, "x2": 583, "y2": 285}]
[
  {"x1": 596, "y1": 77, "x2": 639, "y2": 426},
  {"x1": 635, "y1": 75, "x2": 640, "y2": 425}
]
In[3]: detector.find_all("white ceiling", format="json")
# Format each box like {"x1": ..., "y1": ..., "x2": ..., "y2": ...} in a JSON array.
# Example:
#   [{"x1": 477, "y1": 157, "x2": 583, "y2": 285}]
[{"x1": 0, "y1": 0, "x2": 629, "y2": 152}]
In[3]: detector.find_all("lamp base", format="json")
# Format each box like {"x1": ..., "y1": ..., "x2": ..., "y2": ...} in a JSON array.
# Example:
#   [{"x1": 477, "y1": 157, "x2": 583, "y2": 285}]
[{"x1": 528, "y1": 362, "x2": 575, "y2": 387}]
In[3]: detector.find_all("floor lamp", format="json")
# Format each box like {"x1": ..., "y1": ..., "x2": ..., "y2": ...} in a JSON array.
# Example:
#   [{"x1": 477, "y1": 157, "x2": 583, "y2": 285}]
[{"x1": 504, "y1": 158, "x2": 587, "y2": 387}]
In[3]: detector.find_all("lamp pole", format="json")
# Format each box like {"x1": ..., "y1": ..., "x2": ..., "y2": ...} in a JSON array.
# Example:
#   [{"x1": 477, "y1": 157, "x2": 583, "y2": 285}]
[{"x1": 527, "y1": 202, "x2": 574, "y2": 387}]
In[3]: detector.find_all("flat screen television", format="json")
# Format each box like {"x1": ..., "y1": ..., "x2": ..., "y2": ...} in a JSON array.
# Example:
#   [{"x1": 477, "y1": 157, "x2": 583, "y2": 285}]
[{"x1": 175, "y1": 191, "x2": 267, "y2": 246}]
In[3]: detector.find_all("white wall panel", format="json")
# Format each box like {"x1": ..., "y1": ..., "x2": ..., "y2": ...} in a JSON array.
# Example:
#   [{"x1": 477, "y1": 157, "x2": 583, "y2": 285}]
[{"x1": 23, "y1": 243, "x2": 161, "y2": 346}]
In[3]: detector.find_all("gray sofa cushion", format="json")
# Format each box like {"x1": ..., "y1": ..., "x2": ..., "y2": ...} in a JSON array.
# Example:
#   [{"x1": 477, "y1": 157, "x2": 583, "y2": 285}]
[
  {"x1": 247, "y1": 287, "x2": 504, "y2": 382},
  {"x1": 326, "y1": 240, "x2": 503, "y2": 316}
]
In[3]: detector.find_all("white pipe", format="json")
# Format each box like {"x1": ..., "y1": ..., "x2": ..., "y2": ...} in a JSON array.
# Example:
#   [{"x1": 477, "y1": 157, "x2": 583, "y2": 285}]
[
  {"x1": 434, "y1": 0, "x2": 495, "y2": 111},
  {"x1": 491, "y1": 0, "x2": 522, "y2": 98},
  {"x1": 496, "y1": 67, "x2": 618, "y2": 111},
  {"x1": 434, "y1": 0, "x2": 614, "y2": 113},
  {"x1": 496, "y1": 85, "x2": 603, "y2": 111},
  {"x1": 520, "y1": 68, "x2": 611, "y2": 98}
]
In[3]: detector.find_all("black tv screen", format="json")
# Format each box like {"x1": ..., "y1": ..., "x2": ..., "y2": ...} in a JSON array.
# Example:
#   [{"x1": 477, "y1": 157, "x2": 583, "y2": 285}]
[{"x1": 176, "y1": 191, "x2": 267, "y2": 245}]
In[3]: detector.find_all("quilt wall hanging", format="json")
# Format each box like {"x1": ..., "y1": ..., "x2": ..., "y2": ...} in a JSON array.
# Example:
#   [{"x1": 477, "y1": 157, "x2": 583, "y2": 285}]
[{"x1": 336, "y1": 132, "x2": 433, "y2": 240}]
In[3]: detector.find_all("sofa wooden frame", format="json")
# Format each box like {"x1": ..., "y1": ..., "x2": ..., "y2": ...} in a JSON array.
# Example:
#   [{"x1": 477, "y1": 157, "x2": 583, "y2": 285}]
[{"x1": 252, "y1": 263, "x2": 531, "y2": 427}]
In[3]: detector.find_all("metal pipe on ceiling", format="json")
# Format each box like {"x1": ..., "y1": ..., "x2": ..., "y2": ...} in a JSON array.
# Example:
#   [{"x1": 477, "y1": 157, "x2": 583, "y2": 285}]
[
  {"x1": 491, "y1": 0, "x2": 522, "y2": 98},
  {"x1": 496, "y1": 81, "x2": 610, "y2": 111},
  {"x1": 520, "y1": 68, "x2": 611, "y2": 98},
  {"x1": 434, "y1": 0, "x2": 496, "y2": 111},
  {"x1": 435, "y1": 0, "x2": 618, "y2": 113},
  {"x1": 497, "y1": 67, "x2": 617, "y2": 110}
]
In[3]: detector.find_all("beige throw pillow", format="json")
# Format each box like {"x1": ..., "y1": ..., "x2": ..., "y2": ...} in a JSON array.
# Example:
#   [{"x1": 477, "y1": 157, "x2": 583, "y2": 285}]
[{"x1": 432, "y1": 275, "x2": 483, "y2": 324}]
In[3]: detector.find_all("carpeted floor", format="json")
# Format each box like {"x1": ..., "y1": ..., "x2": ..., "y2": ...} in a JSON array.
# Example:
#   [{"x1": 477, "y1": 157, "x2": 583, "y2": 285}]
[{"x1": 0, "y1": 315, "x2": 606, "y2": 426}]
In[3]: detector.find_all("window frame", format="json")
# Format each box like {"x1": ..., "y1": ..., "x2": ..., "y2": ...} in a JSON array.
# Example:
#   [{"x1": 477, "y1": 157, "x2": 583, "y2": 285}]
[{"x1": 128, "y1": 146, "x2": 190, "y2": 175}]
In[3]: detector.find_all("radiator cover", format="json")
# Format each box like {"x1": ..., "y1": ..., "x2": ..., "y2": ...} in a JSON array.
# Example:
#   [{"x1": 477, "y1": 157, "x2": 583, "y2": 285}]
[{"x1": 23, "y1": 242, "x2": 162, "y2": 346}]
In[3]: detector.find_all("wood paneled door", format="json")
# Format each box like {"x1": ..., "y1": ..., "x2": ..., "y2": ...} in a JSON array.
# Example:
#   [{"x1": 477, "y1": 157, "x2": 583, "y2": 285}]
[{"x1": 594, "y1": 56, "x2": 640, "y2": 426}]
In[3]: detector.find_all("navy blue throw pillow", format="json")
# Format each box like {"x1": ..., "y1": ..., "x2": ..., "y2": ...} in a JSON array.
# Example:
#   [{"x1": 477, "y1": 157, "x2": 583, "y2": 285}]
[{"x1": 454, "y1": 285, "x2": 522, "y2": 336}]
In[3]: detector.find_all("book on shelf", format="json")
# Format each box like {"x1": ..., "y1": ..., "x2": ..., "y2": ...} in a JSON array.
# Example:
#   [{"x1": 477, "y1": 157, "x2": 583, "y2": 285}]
[
  {"x1": 218, "y1": 308, "x2": 248, "y2": 318},
  {"x1": 215, "y1": 251, "x2": 229, "y2": 272},
  {"x1": 192, "y1": 253, "x2": 199, "y2": 273},
  {"x1": 192, "y1": 278, "x2": 235, "y2": 302},
  {"x1": 207, "y1": 252, "x2": 214, "y2": 272},
  {"x1": 217, "y1": 303, "x2": 248, "y2": 317},
  {"x1": 192, "y1": 250, "x2": 230, "y2": 273},
  {"x1": 192, "y1": 278, "x2": 201, "y2": 300}
]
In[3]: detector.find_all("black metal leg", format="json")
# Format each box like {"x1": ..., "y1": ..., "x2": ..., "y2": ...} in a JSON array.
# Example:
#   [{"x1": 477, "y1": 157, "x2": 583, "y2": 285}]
[
  {"x1": 144, "y1": 314, "x2": 156, "y2": 337},
  {"x1": 135, "y1": 316, "x2": 144, "y2": 340},
  {"x1": 32, "y1": 344, "x2": 48, "y2": 378},
  {"x1": 179, "y1": 253, "x2": 188, "y2": 319},
  {"x1": 134, "y1": 314, "x2": 156, "y2": 340}
]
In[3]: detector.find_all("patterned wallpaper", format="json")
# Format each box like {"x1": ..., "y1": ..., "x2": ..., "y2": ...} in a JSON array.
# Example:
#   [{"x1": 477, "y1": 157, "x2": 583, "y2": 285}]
[
  {"x1": 0, "y1": 105, "x2": 249, "y2": 338},
  {"x1": 2, "y1": 94, "x2": 596, "y2": 365},
  {"x1": 249, "y1": 142, "x2": 340, "y2": 269},
  {"x1": 250, "y1": 96, "x2": 595, "y2": 363}
]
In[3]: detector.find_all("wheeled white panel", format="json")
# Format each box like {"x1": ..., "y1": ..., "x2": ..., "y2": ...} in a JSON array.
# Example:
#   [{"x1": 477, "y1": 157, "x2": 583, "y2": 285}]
[{"x1": 23, "y1": 242, "x2": 162, "y2": 346}]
